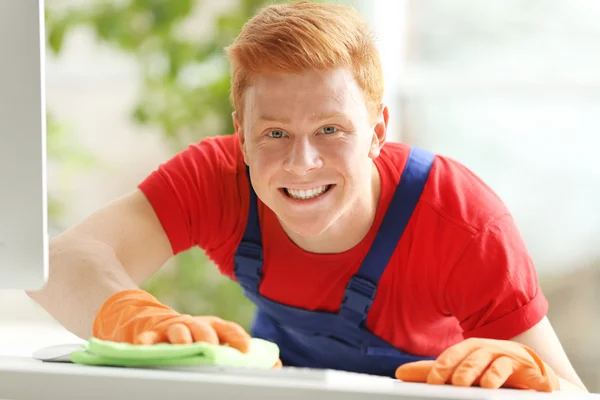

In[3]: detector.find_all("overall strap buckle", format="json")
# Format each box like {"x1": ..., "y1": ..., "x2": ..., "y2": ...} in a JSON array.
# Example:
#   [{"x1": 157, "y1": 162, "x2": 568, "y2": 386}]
[{"x1": 339, "y1": 276, "x2": 377, "y2": 326}]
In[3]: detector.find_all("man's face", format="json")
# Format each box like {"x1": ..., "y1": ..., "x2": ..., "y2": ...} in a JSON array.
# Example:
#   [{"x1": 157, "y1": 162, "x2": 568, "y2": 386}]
[{"x1": 234, "y1": 67, "x2": 387, "y2": 239}]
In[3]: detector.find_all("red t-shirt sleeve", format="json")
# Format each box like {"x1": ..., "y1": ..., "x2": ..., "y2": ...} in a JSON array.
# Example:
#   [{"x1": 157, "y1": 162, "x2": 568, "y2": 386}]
[
  {"x1": 445, "y1": 213, "x2": 548, "y2": 340},
  {"x1": 137, "y1": 136, "x2": 245, "y2": 258}
]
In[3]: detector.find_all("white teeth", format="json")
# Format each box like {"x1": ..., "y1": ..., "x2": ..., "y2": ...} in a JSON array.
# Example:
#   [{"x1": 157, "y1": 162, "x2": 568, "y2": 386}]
[{"x1": 286, "y1": 185, "x2": 330, "y2": 200}]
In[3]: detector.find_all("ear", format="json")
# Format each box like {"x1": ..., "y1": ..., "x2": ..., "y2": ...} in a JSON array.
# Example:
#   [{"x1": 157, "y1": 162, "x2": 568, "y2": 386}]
[
  {"x1": 368, "y1": 104, "x2": 389, "y2": 159},
  {"x1": 232, "y1": 111, "x2": 249, "y2": 164}
]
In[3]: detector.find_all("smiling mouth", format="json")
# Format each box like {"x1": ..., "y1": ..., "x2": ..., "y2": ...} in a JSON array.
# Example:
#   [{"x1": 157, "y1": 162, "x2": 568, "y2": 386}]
[{"x1": 283, "y1": 184, "x2": 334, "y2": 200}]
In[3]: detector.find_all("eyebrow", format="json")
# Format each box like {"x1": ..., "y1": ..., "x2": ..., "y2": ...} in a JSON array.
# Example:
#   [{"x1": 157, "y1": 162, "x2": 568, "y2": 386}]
[{"x1": 257, "y1": 112, "x2": 348, "y2": 123}]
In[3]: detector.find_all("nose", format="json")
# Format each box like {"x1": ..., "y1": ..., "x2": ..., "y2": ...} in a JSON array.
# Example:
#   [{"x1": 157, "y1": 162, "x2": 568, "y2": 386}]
[{"x1": 283, "y1": 137, "x2": 323, "y2": 175}]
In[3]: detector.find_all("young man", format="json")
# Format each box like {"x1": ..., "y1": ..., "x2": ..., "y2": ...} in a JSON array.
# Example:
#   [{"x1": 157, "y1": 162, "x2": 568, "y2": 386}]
[{"x1": 28, "y1": 1, "x2": 587, "y2": 393}]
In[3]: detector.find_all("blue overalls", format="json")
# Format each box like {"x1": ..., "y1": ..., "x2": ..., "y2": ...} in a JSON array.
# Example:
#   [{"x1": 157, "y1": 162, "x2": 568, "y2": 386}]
[{"x1": 233, "y1": 147, "x2": 436, "y2": 377}]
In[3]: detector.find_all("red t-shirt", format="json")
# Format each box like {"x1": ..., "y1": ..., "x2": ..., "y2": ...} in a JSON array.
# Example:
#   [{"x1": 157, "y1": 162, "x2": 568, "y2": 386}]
[{"x1": 138, "y1": 134, "x2": 548, "y2": 357}]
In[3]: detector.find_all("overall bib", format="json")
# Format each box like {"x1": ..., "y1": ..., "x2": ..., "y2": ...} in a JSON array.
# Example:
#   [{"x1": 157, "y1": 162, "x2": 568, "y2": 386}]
[{"x1": 234, "y1": 147, "x2": 436, "y2": 377}]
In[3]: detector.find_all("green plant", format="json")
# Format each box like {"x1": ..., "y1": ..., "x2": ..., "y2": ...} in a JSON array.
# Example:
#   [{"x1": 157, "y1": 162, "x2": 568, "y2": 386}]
[
  {"x1": 44, "y1": 0, "x2": 295, "y2": 329},
  {"x1": 46, "y1": 0, "x2": 294, "y2": 149},
  {"x1": 46, "y1": 111, "x2": 97, "y2": 228}
]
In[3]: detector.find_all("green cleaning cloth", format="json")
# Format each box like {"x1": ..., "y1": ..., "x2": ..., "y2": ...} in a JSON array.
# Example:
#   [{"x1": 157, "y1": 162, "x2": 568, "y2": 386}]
[{"x1": 70, "y1": 338, "x2": 279, "y2": 369}]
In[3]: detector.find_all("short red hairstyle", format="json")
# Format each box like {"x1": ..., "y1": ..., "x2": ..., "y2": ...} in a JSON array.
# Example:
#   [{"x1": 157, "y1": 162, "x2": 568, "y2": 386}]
[{"x1": 225, "y1": 1, "x2": 384, "y2": 123}]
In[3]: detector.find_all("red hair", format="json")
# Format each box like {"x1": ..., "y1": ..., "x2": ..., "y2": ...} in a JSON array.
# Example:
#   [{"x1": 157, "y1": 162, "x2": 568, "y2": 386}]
[{"x1": 225, "y1": 1, "x2": 384, "y2": 122}]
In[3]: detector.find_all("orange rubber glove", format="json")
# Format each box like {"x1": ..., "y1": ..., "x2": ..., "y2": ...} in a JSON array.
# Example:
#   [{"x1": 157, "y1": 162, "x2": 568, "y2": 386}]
[
  {"x1": 395, "y1": 338, "x2": 560, "y2": 392},
  {"x1": 92, "y1": 289, "x2": 252, "y2": 353}
]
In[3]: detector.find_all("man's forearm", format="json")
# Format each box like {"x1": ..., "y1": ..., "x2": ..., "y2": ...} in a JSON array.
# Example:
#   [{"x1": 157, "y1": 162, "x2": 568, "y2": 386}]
[{"x1": 26, "y1": 234, "x2": 138, "y2": 339}]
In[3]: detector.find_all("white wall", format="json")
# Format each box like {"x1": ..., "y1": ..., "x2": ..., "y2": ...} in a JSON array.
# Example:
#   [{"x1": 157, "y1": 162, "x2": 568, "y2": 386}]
[{"x1": 368, "y1": 0, "x2": 600, "y2": 274}]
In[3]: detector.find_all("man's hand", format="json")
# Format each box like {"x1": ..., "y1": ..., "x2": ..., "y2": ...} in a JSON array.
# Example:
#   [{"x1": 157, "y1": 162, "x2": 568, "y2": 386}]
[
  {"x1": 395, "y1": 338, "x2": 560, "y2": 392},
  {"x1": 93, "y1": 289, "x2": 252, "y2": 353}
]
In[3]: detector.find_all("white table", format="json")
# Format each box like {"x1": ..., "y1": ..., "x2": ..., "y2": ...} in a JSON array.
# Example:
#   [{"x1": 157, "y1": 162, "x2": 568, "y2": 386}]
[
  {"x1": 0, "y1": 320, "x2": 597, "y2": 400},
  {"x1": 0, "y1": 356, "x2": 599, "y2": 400}
]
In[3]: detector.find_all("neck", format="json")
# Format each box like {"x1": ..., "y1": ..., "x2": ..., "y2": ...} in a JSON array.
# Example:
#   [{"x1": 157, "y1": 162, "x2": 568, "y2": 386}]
[{"x1": 284, "y1": 163, "x2": 382, "y2": 254}]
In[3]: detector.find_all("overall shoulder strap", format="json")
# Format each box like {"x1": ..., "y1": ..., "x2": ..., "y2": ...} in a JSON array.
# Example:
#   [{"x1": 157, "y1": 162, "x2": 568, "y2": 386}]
[
  {"x1": 340, "y1": 147, "x2": 435, "y2": 326},
  {"x1": 233, "y1": 167, "x2": 264, "y2": 293}
]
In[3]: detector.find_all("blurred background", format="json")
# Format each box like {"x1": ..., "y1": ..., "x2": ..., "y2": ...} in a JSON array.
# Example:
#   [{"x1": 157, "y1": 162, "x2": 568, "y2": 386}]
[{"x1": 0, "y1": 0, "x2": 598, "y2": 392}]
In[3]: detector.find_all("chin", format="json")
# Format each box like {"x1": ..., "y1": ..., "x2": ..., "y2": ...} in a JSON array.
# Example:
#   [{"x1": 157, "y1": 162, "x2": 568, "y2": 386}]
[{"x1": 279, "y1": 213, "x2": 337, "y2": 238}]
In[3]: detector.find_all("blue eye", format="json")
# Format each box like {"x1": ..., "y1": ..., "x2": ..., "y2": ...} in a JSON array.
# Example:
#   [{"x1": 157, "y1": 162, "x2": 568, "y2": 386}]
[
  {"x1": 320, "y1": 126, "x2": 338, "y2": 134},
  {"x1": 268, "y1": 130, "x2": 286, "y2": 138}
]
